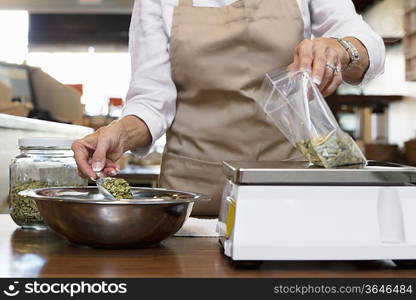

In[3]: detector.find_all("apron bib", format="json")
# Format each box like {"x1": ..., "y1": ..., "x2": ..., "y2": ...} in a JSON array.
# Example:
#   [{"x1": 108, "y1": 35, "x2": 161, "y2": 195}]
[{"x1": 159, "y1": 0, "x2": 304, "y2": 216}]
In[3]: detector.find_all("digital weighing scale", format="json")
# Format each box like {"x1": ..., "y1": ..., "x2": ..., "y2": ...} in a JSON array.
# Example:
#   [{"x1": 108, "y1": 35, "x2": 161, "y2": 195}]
[{"x1": 217, "y1": 161, "x2": 416, "y2": 265}]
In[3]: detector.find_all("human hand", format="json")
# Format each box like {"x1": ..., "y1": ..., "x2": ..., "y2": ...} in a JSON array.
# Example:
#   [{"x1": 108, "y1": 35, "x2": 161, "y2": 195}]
[
  {"x1": 72, "y1": 124, "x2": 124, "y2": 180},
  {"x1": 72, "y1": 115, "x2": 151, "y2": 180},
  {"x1": 288, "y1": 37, "x2": 350, "y2": 97}
]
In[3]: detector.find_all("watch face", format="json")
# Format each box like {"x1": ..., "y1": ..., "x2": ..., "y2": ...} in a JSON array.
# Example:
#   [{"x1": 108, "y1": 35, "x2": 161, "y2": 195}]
[{"x1": 351, "y1": 48, "x2": 360, "y2": 61}]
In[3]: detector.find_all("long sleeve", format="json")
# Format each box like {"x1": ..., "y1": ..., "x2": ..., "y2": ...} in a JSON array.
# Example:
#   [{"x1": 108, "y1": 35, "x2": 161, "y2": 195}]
[
  {"x1": 309, "y1": 0, "x2": 385, "y2": 84},
  {"x1": 122, "y1": 0, "x2": 177, "y2": 155}
]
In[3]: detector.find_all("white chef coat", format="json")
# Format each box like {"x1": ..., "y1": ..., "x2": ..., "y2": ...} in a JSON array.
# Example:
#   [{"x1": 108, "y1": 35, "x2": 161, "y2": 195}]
[{"x1": 122, "y1": 0, "x2": 386, "y2": 155}]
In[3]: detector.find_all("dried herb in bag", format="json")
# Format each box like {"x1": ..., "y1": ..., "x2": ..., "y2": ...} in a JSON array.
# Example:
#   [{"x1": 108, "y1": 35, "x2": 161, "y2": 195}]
[
  {"x1": 256, "y1": 68, "x2": 367, "y2": 168},
  {"x1": 298, "y1": 130, "x2": 366, "y2": 168}
]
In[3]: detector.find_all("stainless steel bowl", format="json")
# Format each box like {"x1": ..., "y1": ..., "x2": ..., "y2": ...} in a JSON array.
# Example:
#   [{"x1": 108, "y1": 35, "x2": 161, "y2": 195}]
[{"x1": 20, "y1": 187, "x2": 210, "y2": 248}]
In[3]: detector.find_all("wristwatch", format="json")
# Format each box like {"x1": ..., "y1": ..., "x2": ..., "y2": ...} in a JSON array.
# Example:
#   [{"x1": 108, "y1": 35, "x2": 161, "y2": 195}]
[{"x1": 334, "y1": 38, "x2": 360, "y2": 71}]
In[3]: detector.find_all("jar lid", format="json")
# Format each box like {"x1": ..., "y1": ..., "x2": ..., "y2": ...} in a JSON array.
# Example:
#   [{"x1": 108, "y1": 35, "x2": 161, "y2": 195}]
[{"x1": 18, "y1": 137, "x2": 74, "y2": 149}]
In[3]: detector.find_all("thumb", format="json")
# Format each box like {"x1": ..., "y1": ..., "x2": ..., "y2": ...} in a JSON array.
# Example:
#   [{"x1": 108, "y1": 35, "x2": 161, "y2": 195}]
[{"x1": 92, "y1": 137, "x2": 110, "y2": 172}]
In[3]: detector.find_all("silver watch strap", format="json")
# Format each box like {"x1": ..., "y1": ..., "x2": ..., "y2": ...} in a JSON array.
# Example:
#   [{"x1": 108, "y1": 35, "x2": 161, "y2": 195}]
[{"x1": 335, "y1": 38, "x2": 360, "y2": 71}]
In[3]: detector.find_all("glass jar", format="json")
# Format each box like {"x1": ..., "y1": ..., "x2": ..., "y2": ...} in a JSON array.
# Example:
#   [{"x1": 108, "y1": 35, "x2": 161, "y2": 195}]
[{"x1": 9, "y1": 138, "x2": 87, "y2": 230}]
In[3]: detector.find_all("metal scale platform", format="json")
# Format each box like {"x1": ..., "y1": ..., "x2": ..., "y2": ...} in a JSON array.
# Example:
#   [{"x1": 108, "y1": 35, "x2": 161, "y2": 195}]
[{"x1": 217, "y1": 161, "x2": 416, "y2": 264}]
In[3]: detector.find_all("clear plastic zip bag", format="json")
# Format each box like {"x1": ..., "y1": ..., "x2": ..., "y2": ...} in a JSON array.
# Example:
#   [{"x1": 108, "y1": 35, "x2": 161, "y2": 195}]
[{"x1": 256, "y1": 67, "x2": 367, "y2": 168}]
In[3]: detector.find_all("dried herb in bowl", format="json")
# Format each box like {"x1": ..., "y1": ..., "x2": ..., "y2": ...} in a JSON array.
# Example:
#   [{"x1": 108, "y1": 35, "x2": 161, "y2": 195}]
[
  {"x1": 10, "y1": 181, "x2": 48, "y2": 226},
  {"x1": 101, "y1": 178, "x2": 133, "y2": 199}
]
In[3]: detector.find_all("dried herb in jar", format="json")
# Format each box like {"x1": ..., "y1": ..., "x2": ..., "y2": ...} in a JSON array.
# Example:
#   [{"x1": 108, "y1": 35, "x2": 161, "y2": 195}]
[
  {"x1": 102, "y1": 178, "x2": 133, "y2": 199},
  {"x1": 10, "y1": 181, "x2": 48, "y2": 225}
]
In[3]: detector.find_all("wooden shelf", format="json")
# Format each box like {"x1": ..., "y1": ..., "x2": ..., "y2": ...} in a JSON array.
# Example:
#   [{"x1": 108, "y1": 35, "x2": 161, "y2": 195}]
[
  {"x1": 405, "y1": 0, "x2": 416, "y2": 81},
  {"x1": 383, "y1": 37, "x2": 402, "y2": 45},
  {"x1": 327, "y1": 94, "x2": 403, "y2": 107}
]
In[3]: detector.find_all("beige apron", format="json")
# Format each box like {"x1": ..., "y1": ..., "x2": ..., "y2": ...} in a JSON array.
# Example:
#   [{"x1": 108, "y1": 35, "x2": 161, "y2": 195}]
[{"x1": 159, "y1": 0, "x2": 304, "y2": 216}]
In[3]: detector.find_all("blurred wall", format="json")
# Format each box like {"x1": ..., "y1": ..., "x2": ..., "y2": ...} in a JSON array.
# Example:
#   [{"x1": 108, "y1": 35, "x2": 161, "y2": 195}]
[
  {"x1": 364, "y1": 0, "x2": 405, "y2": 37},
  {"x1": 30, "y1": 67, "x2": 83, "y2": 125},
  {"x1": 363, "y1": 0, "x2": 416, "y2": 146}
]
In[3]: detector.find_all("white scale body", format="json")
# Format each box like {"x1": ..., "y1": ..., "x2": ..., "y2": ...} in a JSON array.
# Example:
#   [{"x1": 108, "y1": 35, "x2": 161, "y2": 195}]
[{"x1": 217, "y1": 161, "x2": 416, "y2": 262}]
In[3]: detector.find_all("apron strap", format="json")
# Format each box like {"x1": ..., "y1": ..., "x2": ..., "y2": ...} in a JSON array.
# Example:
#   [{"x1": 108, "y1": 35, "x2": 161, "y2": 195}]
[{"x1": 178, "y1": 0, "x2": 193, "y2": 7}]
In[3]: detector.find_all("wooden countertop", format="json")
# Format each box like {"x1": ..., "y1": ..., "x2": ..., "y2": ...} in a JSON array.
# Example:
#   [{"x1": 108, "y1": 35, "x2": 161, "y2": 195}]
[{"x1": 1, "y1": 215, "x2": 416, "y2": 278}]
